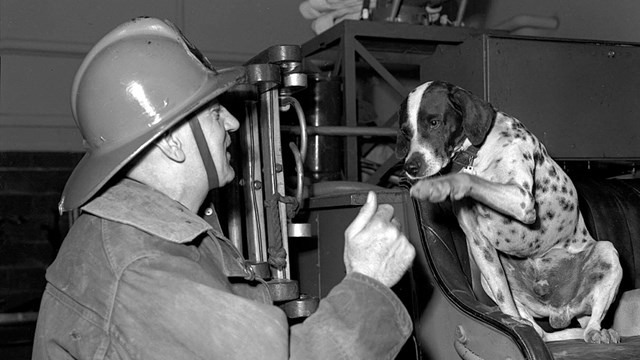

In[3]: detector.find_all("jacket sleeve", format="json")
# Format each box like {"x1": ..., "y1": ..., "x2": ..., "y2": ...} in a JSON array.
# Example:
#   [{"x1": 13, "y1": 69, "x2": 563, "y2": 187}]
[
  {"x1": 113, "y1": 252, "x2": 411, "y2": 360},
  {"x1": 290, "y1": 272, "x2": 413, "y2": 360}
]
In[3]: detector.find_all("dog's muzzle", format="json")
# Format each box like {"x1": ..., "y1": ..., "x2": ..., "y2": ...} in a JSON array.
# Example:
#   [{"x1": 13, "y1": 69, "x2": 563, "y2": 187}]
[
  {"x1": 403, "y1": 154, "x2": 423, "y2": 179},
  {"x1": 403, "y1": 151, "x2": 445, "y2": 180}
]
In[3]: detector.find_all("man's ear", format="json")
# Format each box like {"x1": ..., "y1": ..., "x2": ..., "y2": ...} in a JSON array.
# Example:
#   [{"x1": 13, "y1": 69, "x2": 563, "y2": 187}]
[
  {"x1": 155, "y1": 131, "x2": 186, "y2": 163},
  {"x1": 449, "y1": 85, "x2": 496, "y2": 146}
]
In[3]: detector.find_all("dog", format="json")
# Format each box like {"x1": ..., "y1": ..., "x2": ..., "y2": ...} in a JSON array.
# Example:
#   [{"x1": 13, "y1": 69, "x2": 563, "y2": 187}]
[{"x1": 396, "y1": 80, "x2": 623, "y2": 343}]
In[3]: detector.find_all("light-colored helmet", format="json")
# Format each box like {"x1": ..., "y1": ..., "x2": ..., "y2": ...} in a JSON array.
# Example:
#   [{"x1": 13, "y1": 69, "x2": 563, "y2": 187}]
[{"x1": 59, "y1": 17, "x2": 246, "y2": 212}]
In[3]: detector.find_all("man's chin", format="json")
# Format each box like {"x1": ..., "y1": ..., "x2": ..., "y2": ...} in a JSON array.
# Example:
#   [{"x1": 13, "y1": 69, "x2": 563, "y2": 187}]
[{"x1": 215, "y1": 170, "x2": 235, "y2": 189}]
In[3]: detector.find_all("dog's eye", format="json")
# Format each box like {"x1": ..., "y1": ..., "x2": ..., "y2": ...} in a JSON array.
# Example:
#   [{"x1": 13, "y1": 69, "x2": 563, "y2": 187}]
[{"x1": 429, "y1": 119, "x2": 441, "y2": 128}]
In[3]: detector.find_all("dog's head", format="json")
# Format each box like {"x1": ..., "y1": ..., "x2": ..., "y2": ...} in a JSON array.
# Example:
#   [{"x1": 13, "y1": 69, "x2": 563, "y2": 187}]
[{"x1": 395, "y1": 81, "x2": 496, "y2": 179}]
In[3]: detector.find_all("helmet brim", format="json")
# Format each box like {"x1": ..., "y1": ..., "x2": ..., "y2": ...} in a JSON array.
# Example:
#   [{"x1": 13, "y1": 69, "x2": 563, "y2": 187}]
[{"x1": 59, "y1": 66, "x2": 246, "y2": 212}]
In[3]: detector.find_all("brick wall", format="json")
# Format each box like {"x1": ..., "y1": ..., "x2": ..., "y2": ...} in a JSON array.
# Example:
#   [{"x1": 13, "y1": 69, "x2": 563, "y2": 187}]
[{"x1": 0, "y1": 152, "x2": 82, "y2": 313}]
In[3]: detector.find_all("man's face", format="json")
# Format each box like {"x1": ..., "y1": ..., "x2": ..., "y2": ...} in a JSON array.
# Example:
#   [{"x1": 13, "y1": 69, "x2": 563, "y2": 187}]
[{"x1": 196, "y1": 101, "x2": 240, "y2": 187}]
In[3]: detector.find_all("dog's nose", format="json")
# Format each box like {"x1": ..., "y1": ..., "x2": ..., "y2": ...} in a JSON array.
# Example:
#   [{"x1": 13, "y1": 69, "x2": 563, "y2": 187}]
[{"x1": 404, "y1": 159, "x2": 421, "y2": 177}]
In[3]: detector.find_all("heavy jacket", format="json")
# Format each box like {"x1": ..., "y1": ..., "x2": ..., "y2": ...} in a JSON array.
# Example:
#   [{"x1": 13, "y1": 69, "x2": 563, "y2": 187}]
[{"x1": 33, "y1": 179, "x2": 412, "y2": 359}]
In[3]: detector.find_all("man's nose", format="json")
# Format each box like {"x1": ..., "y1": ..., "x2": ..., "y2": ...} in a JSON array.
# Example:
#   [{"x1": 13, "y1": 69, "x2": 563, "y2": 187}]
[{"x1": 221, "y1": 106, "x2": 240, "y2": 132}]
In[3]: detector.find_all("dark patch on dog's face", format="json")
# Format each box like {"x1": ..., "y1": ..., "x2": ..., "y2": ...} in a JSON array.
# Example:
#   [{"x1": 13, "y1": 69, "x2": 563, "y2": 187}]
[
  {"x1": 449, "y1": 83, "x2": 496, "y2": 146},
  {"x1": 395, "y1": 100, "x2": 410, "y2": 159},
  {"x1": 420, "y1": 83, "x2": 466, "y2": 156}
]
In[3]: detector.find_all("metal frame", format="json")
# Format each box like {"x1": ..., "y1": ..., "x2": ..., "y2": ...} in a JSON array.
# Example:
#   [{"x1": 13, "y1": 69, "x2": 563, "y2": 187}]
[
  {"x1": 300, "y1": 20, "x2": 480, "y2": 182},
  {"x1": 238, "y1": 46, "x2": 306, "y2": 282}
]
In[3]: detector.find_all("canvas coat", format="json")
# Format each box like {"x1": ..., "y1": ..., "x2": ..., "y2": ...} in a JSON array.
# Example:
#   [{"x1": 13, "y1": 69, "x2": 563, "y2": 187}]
[{"x1": 32, "y1": 179, "x2": 412, "y2": 359}]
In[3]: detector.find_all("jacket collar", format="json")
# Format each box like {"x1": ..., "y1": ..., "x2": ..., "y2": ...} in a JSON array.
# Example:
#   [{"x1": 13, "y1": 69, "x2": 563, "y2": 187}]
[
  {"x1": 82, "y1": 178, "x2": 214, "y2": 243},
  {"x1": 82, "y1": 179, "x2": 253, "y2": 279}
]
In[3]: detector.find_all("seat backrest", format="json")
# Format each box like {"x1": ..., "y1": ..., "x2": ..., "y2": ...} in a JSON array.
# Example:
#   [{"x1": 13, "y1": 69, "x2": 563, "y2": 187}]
[{"x1": 574, "y1": 178, "x2": 640, "y2": 291}]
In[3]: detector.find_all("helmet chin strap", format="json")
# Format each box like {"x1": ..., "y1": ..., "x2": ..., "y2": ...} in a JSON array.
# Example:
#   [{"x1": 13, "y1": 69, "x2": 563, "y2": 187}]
[{"x1": 189, "y1": 117, "x2": 219, "y2": 190}]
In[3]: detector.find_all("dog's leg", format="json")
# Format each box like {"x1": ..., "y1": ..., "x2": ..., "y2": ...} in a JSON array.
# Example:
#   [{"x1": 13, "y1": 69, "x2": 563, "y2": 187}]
[
  {"x1": 543, "y1": 329, "x2": 586, "y2": 342},
  {"x1": 541, "y1": 241, "x2": 622, "y2": 343},
  {"x1": 411, "y1": 172, "x2": 536, "y2": 224},
  {"x1": 512, "y1": 297, "x2": 587, "y2": 342},
  {"x1": 468, "y1": 237, "x2": 521, "y2": 318},
  {"x1": 512, "y1": 298, "x2": 551, "y2": 339},
  {"x1": 576, "y1": 316, "x2": 620, "y2": 344},
  {"x1": 579, "y1": 241, "x2": 623, "y2": 344}
]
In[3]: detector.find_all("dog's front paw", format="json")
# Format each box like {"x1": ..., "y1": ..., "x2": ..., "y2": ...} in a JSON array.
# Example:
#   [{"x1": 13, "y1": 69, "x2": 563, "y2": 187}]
[
  {"x1": 585, "y1": 328, "x2": 620, "y2": 344},
  {"x1": 410, "y1": 173, "x2": 472, "y2": 202}
]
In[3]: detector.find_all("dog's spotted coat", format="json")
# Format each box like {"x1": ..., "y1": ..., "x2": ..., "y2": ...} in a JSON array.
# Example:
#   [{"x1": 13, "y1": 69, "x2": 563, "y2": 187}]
[{"x1": 397, "y1": 81, "x2": 622, "y2": 343}]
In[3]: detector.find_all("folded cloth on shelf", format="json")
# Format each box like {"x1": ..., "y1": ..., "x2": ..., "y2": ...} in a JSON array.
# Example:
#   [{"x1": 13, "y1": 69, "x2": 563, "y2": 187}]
[{"x1": 300, "y1": 0, "x2": 368, "y2": 34}]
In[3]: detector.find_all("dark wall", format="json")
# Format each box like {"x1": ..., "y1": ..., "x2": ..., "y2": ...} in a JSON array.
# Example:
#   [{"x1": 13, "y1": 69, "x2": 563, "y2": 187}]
[{"x1": 0, "y1": 152, "x2": 82, "y2": 312}]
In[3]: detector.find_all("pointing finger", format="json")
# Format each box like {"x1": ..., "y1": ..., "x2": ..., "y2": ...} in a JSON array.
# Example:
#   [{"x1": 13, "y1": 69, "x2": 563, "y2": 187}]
[{"x1": 346, "y1": 191, "x2": 377, "y2": 236}]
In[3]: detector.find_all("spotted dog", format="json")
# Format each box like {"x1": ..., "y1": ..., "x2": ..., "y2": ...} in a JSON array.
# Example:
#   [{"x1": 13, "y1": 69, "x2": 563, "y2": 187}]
[{"x1": 396, "y1": 80, "x2": 622, "y2": 343}]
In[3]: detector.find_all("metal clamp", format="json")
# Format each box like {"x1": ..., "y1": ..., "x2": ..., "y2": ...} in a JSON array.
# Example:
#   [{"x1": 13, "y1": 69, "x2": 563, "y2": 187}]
[
  {"x1": 279, "y1": 294, "x2": 320, "y2": 319},
  {"x1": 267, "y1": 278, "x2": 300, "y2": 302}
]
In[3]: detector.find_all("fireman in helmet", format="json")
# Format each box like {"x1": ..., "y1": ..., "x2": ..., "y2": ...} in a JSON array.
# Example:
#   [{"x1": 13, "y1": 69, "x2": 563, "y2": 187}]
[{"x1": 33, "y1": 17, "x2": 415, "y2": 359}]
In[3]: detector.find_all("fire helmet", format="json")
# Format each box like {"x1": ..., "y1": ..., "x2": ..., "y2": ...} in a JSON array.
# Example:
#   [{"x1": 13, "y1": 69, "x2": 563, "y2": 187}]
[{"x1": 59, "y1": 17, "x2": 246, "y2": 212}]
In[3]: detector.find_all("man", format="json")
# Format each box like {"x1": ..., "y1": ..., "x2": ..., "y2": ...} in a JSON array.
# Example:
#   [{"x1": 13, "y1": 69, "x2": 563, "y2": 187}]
[{"x1": 33, "y1": 17, "x2": 415, "y2": 359}]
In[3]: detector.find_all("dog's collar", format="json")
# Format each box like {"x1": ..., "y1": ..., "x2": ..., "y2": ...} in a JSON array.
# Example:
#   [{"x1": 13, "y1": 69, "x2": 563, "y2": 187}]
[{"x1": 451, "y1": 138, "x2": 478, "y2": 172}]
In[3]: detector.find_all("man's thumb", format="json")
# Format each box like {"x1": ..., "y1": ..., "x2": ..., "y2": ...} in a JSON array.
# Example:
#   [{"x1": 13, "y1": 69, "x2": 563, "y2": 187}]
[{"x1": 347, "y1": 191, "x2": 378, "y2": 235}]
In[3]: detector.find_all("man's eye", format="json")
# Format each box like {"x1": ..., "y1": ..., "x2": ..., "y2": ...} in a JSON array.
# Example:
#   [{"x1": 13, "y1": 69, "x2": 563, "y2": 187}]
[{"x1": 209, "y1": 106, "x2": 221, "y2": 119}]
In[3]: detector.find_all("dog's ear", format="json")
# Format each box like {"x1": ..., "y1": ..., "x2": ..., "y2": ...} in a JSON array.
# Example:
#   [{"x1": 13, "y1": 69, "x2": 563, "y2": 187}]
[
  {"x1": 395, "y1": 131, "x2": 409, "y2": 159},
  {"x1": 449, "y1": 86, "x2": 496, "y2": 146},
  {"x1": 395, "y1": 99, "x2": 409, "y2": 159}
]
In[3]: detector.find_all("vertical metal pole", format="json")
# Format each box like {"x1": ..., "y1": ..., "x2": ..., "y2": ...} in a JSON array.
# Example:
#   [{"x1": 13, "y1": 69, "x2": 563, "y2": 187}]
[
  {"x1": 343, "y1": 35, "x2": 359, "y2": 181},
  {"x1": 242, "y1": 101, "x2": 268, "y2": 263},
  {"x1": 259, "y1": 88, "x2": 291, "y2": 279}
]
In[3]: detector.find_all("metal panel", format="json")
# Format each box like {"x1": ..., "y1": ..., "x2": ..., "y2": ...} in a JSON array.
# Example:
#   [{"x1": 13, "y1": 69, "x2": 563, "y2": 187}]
[
  {"x1": 486, "y1": 36, "x2": 640, "y2": 160},
  {"x1": 421, "y1": 35, "x2": 640, "y2": 160}
]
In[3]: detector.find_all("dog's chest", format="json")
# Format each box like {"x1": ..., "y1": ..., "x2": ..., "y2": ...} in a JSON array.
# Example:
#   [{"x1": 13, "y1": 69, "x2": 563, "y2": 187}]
[
  {"x1": 456, "y1": 119, "x2": 580, "y2": 257},
  {"x1": 458, "y1": 199, "x2": 573, "y2": 258}
]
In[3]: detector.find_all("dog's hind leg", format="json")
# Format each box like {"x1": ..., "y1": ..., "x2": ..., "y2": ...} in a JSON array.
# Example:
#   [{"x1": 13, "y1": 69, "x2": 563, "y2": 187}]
[
  {"x1": 576, "y1": 315, "x2": 620, "y2": 344},
  {"x1": 577, "y1": 241, "x2": 623, "y2": 343},
  {"x1": 512, "y1": 296, "x2": 585, "y2": 342},
  {"x1": 512, "y1": 298, "x2": 547, "y2": 337},
  {"x1": 473, "y1": 244, "x2": 521, "y2": 318}
]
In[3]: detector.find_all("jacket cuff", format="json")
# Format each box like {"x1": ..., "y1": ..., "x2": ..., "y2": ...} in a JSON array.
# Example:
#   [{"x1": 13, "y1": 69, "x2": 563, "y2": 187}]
[
  {"x1": 343, "y1": 271, "x2": 413, "y2": 336},
  {"x1": 327, "y1": 271, "x2": 413, "y2": 358}
]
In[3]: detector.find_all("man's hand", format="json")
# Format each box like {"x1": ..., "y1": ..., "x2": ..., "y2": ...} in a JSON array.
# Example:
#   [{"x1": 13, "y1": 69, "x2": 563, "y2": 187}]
[
  {"x1": 410, "y1": 173, "x2": 473, "y2": 202},
  {"x1": 344, "y1": 191, "x2": 415, "y2": 288}
]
